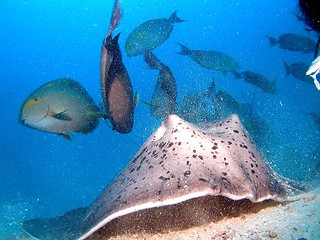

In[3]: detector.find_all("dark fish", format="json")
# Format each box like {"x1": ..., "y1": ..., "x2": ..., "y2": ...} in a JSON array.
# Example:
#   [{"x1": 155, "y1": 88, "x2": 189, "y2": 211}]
[
  {"x1": 20, "y1": 78, "x2": 100, "y2": 140},
  {"x1": 100, "y1": 0, "x2": 135, "y2": 134},
  {"x1": 283, "y1": 60, "x2": 313, "y2": 84},
  {"x1": 125, "y1": 11, "x2": 185, "y2": 57},
  {"x1": 299, "y1": 0, "x2": 320, "y2": 32},
  {"x1": 265, "y1": 33, "x2": 317, "y2": 53},
  {"x1": 144, "y1": 51, "x2": 177, "y2": 119},
  {"x1": 233, "y1": 71, "x2": 277, "y2": 94},
  {"x1": 176, "y1": 43, "x2": 239, "y2": 74}
]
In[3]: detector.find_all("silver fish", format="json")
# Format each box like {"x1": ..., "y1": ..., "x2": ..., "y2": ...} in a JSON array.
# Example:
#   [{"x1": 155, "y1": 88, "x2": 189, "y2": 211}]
[{"x1": 20, "y1": 78, "x2": 99, "y2": 140}]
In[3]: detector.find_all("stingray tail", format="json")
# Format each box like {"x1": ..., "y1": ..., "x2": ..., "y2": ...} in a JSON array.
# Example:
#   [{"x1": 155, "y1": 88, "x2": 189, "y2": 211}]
[
  {"x1": 168, "y1": 11, "x2": 185, "y2": 23},
  {"x1": 265, "y1": 35, "x2": 279, "y2": 47},
  {"x1": 107, "y1": 0, "x2": 122, "y2": 37},
  {"x1": 176, "y1": 43, "x2": 192, "y2": 55}
]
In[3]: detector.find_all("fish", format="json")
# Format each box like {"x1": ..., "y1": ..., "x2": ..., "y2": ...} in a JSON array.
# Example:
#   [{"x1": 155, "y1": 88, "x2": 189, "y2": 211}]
[
  {"x1": 20, "y1": 78, "x2": 100, "y2": 140},
  {"x1": 144, "y1": 51, "x2": 178, "y2": 119},
  {"x1": 176, "y1": 43, "x2": 239, "y2": 74},
  {"x1": 125, "y1": 11, "x2": 185, "y2": 57},
  {"x1": 265, "y1": 33, "x2": 317, "y2": 53},
  {"x1": 179, "y1": 93, "x2": 215, "y2": 123},
  {"x1": 232, "y1": 70, "x2": 277, "y2": 94},
  {"x1": 299, "y1": 0, "x2": 320, "y2": 32},
  {"x1": 21, "y1": 114, "x2": 304, "y2": 239},
  {"x1": 282, "y1": 60, "x2": 313, "y2": 84},
  {"x1": 100, "y1": 0, "x2": 135, "y2": 134}
]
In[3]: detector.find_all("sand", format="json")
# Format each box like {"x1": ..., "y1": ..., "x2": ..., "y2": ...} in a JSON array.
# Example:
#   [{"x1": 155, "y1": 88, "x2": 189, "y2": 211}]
[
  {"x1": 11, "y1": 186, "x2": 320, "y2": 240},
  {"x1": 105, "y1": 187, "x2": 320, "y2": 240}
]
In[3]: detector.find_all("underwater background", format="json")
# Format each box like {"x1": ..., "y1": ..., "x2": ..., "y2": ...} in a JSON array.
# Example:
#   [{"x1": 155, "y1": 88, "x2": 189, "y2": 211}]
[{"x1": 0, "y1": 0, "x2": 319, "y2": 238}]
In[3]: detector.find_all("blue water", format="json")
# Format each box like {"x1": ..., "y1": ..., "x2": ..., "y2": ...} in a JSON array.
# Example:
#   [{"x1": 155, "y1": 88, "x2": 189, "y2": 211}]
[{"x1": 1, "y1": 0, "x2": 319, "y2": 238}]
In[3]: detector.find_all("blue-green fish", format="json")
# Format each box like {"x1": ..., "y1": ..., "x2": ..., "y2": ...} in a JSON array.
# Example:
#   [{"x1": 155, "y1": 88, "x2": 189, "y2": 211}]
[
  {"x1": 283, "y1": 60, "x2": 313, "y2": 84},
  {"x1": 144, "y1": 51, "x2": 177, "y2": 119},
  {"x1": 266, "y1": 33, "x2": 316, "y2": 53},
  {"x1": 176, "y1": 43, "x2": 239, "y2": 74},
  {"x1": 20, "y1": 78, "x2": 100, "y2": 140},
  {"x1": 233, "y1": 71, "x2": 277, "y2": 94},
  {"x1": 125, "y1": 11, "x2": 185, "y2": 57}
]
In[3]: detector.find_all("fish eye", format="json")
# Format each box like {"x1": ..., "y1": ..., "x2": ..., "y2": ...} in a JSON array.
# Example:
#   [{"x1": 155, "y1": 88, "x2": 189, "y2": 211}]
[{"x1": 34, "y1": 98, "x2": 38, "y2": 102}]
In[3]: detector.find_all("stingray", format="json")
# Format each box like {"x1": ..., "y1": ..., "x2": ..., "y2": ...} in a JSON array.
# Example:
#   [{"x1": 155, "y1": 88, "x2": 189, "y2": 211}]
[{"x1": 21, "y1": 114, "x2": 304, "y2": 239}]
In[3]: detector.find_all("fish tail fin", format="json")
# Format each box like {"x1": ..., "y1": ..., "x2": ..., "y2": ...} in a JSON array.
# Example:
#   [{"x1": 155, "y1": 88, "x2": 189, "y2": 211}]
[
  {"x1": 282, "y1": 59, "x2": 291, "y2": 76},
  {"x1": 176, "y1": 42, "x2": 191, "y2": 55},
  {"x1": 107, "y1": 0, "x2": 122, "y2": 37},
  {"x1": 265, "y1": 35, "x2": 278, "y2": 47},
  {"x1": 144, "y1": 51, "x2": 163, "y2": 70},
  {"x1": 168, "y1": 11, "x2": 185, "y2": 23},
  {"x1": 232, "y1": 70, "x2": 241, "y2": 79}
]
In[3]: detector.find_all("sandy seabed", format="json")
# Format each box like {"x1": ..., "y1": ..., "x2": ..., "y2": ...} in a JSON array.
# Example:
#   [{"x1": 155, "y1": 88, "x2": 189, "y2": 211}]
[
  {"x1": 105, "y1": 187, "x2": 320, "y2": 240},
  {"x1": 11, "y1": 186, "x2": 320, "y2": 240}
]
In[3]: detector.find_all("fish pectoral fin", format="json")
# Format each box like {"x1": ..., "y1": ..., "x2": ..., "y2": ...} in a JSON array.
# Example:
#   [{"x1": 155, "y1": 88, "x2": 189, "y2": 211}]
[
  {"x1": 57, "y1": 132, "x2": 72, "y2": 140},
  {"x1": 141, "y1": 100, "x2": 153, "y2": 107},
  {"x1": 50, "y1": 109, "x2": 72, "y2": 121},
  {"x1": 87, "y1": 111, "x2": 108, "y2": 119},
  {"x1": 133, "y1": 91, "x2": 139, "y2": 110}
]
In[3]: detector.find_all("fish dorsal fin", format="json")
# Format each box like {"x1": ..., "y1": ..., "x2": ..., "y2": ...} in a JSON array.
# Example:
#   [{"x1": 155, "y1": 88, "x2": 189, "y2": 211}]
[{"x1": 107, "y1": 0, "x2": 122, "y2": 37}]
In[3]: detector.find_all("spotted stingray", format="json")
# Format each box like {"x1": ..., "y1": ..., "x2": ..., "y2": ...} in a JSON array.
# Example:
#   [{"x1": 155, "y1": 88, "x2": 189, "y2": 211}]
[{"x1": 21, "y1": 114, "x2": 303, "y2": 239}]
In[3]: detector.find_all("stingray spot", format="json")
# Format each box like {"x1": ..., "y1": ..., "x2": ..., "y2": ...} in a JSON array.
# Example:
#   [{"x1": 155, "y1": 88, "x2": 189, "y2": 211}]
[
  {"x1": 134, "y1": 187, "x2": 138, "y2": 190},
  {"x1": 148, "y1": 166, "x2": 154, "y2": 169},
  {"x1": 193, "y1": 149, "x2": 196, "y2": 153},
  {"x1": 192, "y1": 154, "x2": 197, "y2": 158},
  {"x1": 212, "y1": 155, "x2": 217, "y2": 159},
  {"x1": 184, "y1": 170, "x2": 191, "y2": 176},
  {"x1": 224, "y1": 162, "x2": 229, "y2": 166},
  {"x1": 159, "y1": 176, "x2": 170, "y2": 181},
  {"x1": 159, "y1": 161, "x2": 164, "y2": 165},
  {"x1": 178, "y1": 142, "x2": 181, "y2": 145},
  {"x1": 198, "y1": 155, "x2": 203, "y2": 160},
  {"x1": 158, "y1": 142, "x2": 166, "y2": 149},
  {"x1": 251, "y1": 164, "x2": 254, "y2": 168},
  {"x1": 130, "y1": 168, "x2": 135, "y2": 173},
  {"x1": 156, "y1": 190, "x2": 161, "y2": 195},
  {"x1": 191, "y1": 135, "x2": 194, "y2": 137},
  {"x1": 222, "y1": 172, "x2": 227, "y2": 176},
  {"x1": 187, "y1": 160, "x2": 190, "y2": 165},
  {"x1": 198, "y1": 178, "x2": 208, "y2": 182},
  {"x1": 172, "y1": 129, "x2": 178, "y2": 133},
  {"x1": 168, "y1": 142, "x2": 174, "y2": 148},
  {"x1": 251, "y1": 169, "x2": 256, "y2": 174},
  {"x1": 212, "y1": 146, "x2": 218, "y2": 150},
  {"x1": 228, "y1": 141, "x2": 233, "y2": 145}
]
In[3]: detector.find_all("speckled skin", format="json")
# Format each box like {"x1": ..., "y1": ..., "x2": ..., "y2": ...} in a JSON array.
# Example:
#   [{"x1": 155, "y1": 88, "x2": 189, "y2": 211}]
[{"x1": 21, "y1": 114, "x2": 303, "y2": 239}]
